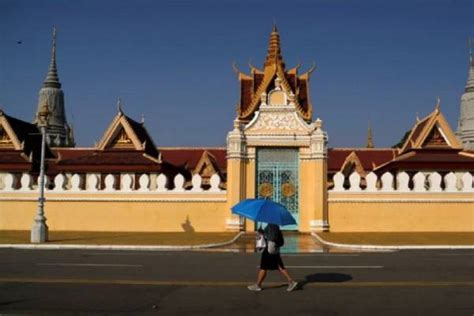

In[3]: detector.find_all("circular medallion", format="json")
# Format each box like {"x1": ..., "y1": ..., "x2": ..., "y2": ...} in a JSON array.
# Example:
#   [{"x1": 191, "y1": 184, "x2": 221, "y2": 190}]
[
  {"x1": 281, "y1": 182, "x2": 295, "y2": 197},
  {"x1": 259, "y1": 183, "x2": 273, "y2": 198}
]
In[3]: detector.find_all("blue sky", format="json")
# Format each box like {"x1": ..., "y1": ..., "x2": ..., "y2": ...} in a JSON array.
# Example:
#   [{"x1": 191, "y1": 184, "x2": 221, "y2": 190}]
[{"x1": 0, "y1": 0, "x2": 473, "y2": 148}]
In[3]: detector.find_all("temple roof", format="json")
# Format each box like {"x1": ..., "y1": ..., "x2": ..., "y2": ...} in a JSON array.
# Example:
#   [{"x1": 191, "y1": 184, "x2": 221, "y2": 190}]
[
  {"x1": 43, "y1": 27, "x2": 61, "y2": 89},
  {"x1": 327, "y1": 148, "x2": 396, "y2": 172},
  {"x1": 159, "y1": 147, "x2": 227, "y2": 176},
  {"x1": 234, "y1": 27, "x2": 315, "y2": 122},
  {"x1": 0, "y1": 110, "x2": 54, "y2": 171},
  {"x1": 97, "y1": 108, "x2": 159, "y2": 160},
  {"x1": 399, "y1": 104, "x2": 462, "y2": 154}
]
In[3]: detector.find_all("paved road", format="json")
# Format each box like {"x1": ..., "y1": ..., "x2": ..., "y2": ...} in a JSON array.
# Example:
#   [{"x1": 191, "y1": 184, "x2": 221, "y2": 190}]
[{"x1": 0, "y1": 249, "x2": 473, "y2": 315}]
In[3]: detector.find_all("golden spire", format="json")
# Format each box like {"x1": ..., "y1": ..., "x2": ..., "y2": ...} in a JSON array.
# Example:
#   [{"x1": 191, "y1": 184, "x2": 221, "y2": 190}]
[
  {"x1": 264, "y1": 25, "x2": 285, "y2": 68},
  {"x1": 366, "y1": 120, "x2": 374, "y2": 148}
]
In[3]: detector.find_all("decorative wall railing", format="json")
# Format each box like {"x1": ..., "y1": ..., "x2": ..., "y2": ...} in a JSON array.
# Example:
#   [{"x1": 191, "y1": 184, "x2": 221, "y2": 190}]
[
  {"x1": 0, "y1": 173, "x2": 224, "y2": 193},
  {"x1": 330, "y1": 171, "x2": 474, "y2": 193}
]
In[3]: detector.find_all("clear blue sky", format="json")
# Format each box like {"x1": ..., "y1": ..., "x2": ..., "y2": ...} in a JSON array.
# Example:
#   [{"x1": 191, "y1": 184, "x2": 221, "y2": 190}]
[{"x1": 1, "y1": 0, "x2": 473, "y2": 148}]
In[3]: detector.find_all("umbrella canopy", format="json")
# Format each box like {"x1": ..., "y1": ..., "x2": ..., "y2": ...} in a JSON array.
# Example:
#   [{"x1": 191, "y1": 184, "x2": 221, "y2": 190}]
[{"x1": 231, "y1": 198, "x2": 297, "y2": 226}]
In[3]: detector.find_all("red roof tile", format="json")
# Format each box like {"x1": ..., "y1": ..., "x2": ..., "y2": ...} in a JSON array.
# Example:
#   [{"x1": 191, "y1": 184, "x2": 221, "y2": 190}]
[
  {"x1": 328, "y1": 148, "x2": 396, "y2": 171},
  {"x1": 159, "y1": 147, "x2": 227, "y2": 172}
]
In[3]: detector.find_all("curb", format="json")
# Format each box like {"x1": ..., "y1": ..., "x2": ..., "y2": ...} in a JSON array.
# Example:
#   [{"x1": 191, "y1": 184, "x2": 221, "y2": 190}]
[
  {"x1": 311, "y1": 232, "x2": 474, "y2": 250},
  {"x1": 0, "y1": 232, "x2": 245, "y2": 251}
]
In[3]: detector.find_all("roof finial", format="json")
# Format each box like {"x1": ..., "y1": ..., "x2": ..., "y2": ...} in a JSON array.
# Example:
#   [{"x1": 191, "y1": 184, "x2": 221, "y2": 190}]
[
  {"x1": 43, "y1": 27, "x2": 61, "y2": 88},
  {"x1": 141, "y1": 114, "x2": 145, "y2": 124},
  {"x1": 416, "y1": 112, "x2": 420, "y2": 122},
  {"x1": 435, "y1": 96, "x2": 441, "y2": 111},
  {"x1": 366, "y1": 120, "x2": 374, "y2": 148},
  {"x1": 117, "y1": 98, "x2": 123, "y2": 114},
  {"x1": 264, "y1": 23, "x2": 284, "y2": 68}
]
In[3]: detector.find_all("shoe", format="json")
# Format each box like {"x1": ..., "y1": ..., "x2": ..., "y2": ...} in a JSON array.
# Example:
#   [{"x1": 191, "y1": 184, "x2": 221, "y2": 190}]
[
  {"x1": 287, "y1": 281, "x2": 298, "y2": 292},
  {"x1": 247, "y1": 284, "x2": 262, "y2": 291}
]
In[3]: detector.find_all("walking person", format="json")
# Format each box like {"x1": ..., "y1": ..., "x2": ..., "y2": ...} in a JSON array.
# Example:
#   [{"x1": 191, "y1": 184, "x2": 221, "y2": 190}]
[{"x1": 248, "y1": 224, "x2": 298, "y2": 292}]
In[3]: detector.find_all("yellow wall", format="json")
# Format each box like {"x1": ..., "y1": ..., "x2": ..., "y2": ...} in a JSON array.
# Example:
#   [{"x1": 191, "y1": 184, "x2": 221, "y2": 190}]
[
  {"x1": 328, "y1": 193, "x2": 474, "y2": 232},
  {"x1": 299, "y1": 159, "x2": 328, "y2": 232},
  {"x1": 0, "y1": 193, "x2": 227, "y2": 232}
]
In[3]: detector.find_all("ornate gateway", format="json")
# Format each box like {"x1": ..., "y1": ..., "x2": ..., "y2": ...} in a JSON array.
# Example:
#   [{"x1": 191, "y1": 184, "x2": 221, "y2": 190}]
[{"x1": 256, "y1": 148, "x2": 299, "y2": 230}]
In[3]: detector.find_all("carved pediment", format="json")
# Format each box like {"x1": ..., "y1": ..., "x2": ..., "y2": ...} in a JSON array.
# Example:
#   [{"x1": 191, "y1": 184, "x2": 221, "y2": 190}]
[
  {"x1": 110, "y1": 127, "x2": 134, "y2": 149},
  {"x1": 245, "y1": 109, "x2": 312, "y2": 135},
  {"x1": 0, "y1": 126, "x2": 14, "y2": 148},
  {"x1": 244, "y1": 83, "x2": 313, "y2": 136},
  {"x1": 422, "y1": 125, "x2": 449, "y2": 148},
  {"x1": 0, "y1": 113, "x2": 22, "y2": 150}
]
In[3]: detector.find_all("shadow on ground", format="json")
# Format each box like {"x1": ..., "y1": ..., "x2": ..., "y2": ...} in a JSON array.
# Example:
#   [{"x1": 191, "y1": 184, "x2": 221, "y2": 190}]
[{"x1": 297, "y1": 273, "x2": 353, "y2": 290}]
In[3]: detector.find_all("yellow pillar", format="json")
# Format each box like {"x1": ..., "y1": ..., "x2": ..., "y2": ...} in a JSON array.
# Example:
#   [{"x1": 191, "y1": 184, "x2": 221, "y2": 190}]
[
  {"x1": 300, "y1": 119, "x2": 329, "y2": 232},
  {"x1": 225, "y1": 120, "x2": 246, "y2": 231}
]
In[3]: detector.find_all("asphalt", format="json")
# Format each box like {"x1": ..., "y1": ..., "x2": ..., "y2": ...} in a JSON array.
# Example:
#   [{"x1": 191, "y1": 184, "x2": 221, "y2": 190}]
[{"x1": 0, "y1": 248, "x2": 473, "y2": 315}]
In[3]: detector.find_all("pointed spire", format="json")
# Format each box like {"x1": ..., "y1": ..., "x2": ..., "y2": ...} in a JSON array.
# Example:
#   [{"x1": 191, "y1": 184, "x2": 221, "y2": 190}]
[
  {"x1": 117, "y1": 98, "x2": 123, "y2": 114},
  {"x1": 435, "y1": 96, "x2": 441, "y2": 111},
  {"x1": 43, "y1": 27, "x2": 61, "y2": 89},
  {"x1": 366, "y1": 120, "x2": 374, "y2": 148},
  {"x1": 264, "y1": 24, "x2": 285, "y2": 68},
  {"x1": 466, "y1": 37, "x2": 474, "y2": 93}
]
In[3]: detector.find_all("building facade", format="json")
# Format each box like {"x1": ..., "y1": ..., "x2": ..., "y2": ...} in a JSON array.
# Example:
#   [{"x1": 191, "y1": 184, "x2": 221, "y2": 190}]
[{"x1": 0, "y1": 28, "x2": 473, "y2": 233}]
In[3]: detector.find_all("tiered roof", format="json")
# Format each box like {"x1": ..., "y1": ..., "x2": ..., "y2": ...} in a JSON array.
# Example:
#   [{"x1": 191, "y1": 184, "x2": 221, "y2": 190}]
[
  {"x1": 375, "y1": 105, "x2": 474, "y2": 173},
  {"x1": 234, "y1": 26, "x2": 315, "y2": 122}
]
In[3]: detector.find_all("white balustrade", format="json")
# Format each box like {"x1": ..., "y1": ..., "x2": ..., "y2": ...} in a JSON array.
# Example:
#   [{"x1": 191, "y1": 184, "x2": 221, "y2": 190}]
[
  {"x1": 173, "y1": 174, "x2": 185, "y2": 192},
  {"x1": 413, "y1": 172, "x2": 426, "y2": 192},
  {"x1": 381, "y1": 172, "x2": 394, "y2": 192},
  {"x1": 348, "y1": 172, "x2": 361, "y2": 191},
  {"x1": 462, "y1": 172, "x2": 473, "y2": 192},
  {"x1": 396, "y1": 172, "x2": 410, "y2": 192},
  {"x1": 365, "y1": 172, "x2": 377, "y2": 192},
  {"x1": 121, "y1": 174, "x2": 134, "y2": 192},
  {"x1": 191, "y1": 174, "x2": 203, "y2": 192},
  {"x1": 138, "y1": 174, "x2": 150, "y2": 192},
  {"x1": 87, "y1": 174, "x2": 100, "y2": 192},
  {"x1": 333, "y1": 172, "x2": 345, "y2": 192},
  {"x1": 444, "y1": 172, "x2": 457, "y2": 192},
  {"x1": 428, "y1": 172, "x2": 442, "y2": 192},
  {"x1": 329, "y1": 170, "x2": 473, "y2": 193},
  {"x1": 156, "y1": 174, "x2": 168, "y2": 192},
  {"x1": 209, "y1": 174, "x2": 221, "y2": 192},
  {"x1": 53, "y1": 174, "x2": 66, "y2": 192},
  {"x1": 70, "y1": 174, "x2": 83, "y2": 191},
  {"x1": 104, "y1": 174, "x2": 116, "y2": 192},
  {"x1": 3, "y1": 174, "x2": 17, "y2": 191},
  {"x1": 20, "y1": 173, "x2": 33, "y2": 191}
]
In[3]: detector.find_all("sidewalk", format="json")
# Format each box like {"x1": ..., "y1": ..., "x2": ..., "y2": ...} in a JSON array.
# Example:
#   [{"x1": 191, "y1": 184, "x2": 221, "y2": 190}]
[
  {"x1": 313, "y1": 232, "x2": 474, "y2": 250},
  {"x1": 0, "y1": 230, "x2": 242, "y2": 250}
]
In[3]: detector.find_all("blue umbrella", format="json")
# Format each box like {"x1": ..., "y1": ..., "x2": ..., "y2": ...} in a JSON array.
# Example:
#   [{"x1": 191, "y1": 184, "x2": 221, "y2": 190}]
[{"x1": 232, "y1": 198, "x2": 296, "y2": 226}]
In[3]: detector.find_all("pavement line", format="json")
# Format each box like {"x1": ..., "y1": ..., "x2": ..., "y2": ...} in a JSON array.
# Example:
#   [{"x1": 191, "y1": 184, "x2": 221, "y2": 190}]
[
  {"x1": 284, "y1": 254, "x2": 360, "y2": 257},
  {"x1": 0, "y1": 277, "x2": 473, "y2": 288},
  {"x1": 438, "y1": 253, "x2": 474, "y2": 256},
  {"x1": 312, "y1": 232, "x2": 474, "y2": 250},
  {"x1": 37, "y1": 263, "x2": 143, "y2": 268},
  {"x1": 285, "y1": 265, "x2": 383, "y2": 269},
  {"x1": 84, "y1": 252, "x2": 175, "y2": 256}
]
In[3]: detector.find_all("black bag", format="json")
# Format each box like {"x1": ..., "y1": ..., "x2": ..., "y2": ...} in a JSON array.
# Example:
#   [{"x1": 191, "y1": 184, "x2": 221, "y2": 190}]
[{"x1": 276, "y1": 229, "x2": 284, "y2": 247}]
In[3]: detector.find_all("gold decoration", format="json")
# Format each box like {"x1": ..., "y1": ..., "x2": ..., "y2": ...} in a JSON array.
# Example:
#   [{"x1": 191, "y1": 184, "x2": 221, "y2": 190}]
[
  {"x1": 0, "y1": 127, "x2": 12, "y2": 146},
  {"x1": 259, "y1": 183, "x2": 273, "y2": 198},
  {"x1": 281, "y1": 182, "x2": 295, "y2": 197}
]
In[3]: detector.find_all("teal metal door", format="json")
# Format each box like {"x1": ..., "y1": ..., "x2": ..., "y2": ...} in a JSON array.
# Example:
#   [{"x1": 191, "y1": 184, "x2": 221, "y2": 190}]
[{"x1": 256, "y1": 148, "x2": 299, "y2": 230}]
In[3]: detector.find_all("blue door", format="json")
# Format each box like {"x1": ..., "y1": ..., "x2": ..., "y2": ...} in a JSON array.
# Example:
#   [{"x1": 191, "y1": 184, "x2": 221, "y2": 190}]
[{"x1": 256, "y1": 148, "x2": 299, "y2": 231}]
